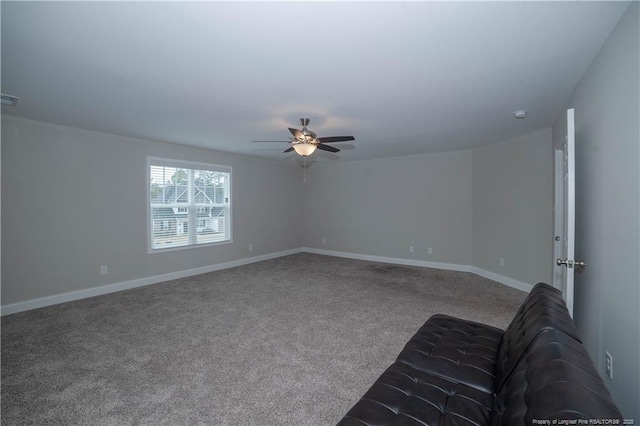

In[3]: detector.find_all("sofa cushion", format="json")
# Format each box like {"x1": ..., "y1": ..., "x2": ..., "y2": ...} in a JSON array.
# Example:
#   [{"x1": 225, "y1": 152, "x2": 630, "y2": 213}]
[
  {"x1": 338, "y1": 362, "x2": 496, "y2": 426},
  {"x1": 495, "y1": 283, "x2": 580, "y2": 390},
  {"x1": 491, "y1": 329, "x2": 623, "y2": 425},
  {"x1": 396, "y1": 314, "x2": 504, "y2": 394}
]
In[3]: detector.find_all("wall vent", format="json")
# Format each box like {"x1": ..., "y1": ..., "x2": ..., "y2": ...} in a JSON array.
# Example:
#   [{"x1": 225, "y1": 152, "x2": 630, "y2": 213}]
[{"x1": 1, "y1": 94, "x2": 19, "y2": 107}]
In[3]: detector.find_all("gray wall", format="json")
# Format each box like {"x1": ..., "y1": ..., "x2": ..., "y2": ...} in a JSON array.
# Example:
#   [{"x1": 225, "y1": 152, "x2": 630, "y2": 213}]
[
  {"x1": 303, "y1": 138, "x2": 554, "y2": 286},
  {"x1": 472, "y1": 128, "x2": 554, "y2": 285},
  {"x1": 4, "y1": 115, "x2": 555, "y2": 308},
  {"x1": 1, "y1": 116, "x2": 304, "y2": 305},
  {"x1": 552, "y1": 2, "x2": 639, "y2": 417},
  {"x1": 303, "y1": 151, "x2": 474, "y2": 265}
]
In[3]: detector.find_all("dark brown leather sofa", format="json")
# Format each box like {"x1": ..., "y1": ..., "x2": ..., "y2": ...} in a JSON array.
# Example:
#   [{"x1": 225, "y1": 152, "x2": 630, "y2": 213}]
[{"x1": 337, "y1": 283, "x2": 623, "y2": 425}]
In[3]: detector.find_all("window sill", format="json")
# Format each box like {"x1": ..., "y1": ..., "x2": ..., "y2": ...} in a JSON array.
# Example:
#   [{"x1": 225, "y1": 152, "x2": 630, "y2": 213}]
[{"x1": 148, "y1": 238, "x2": 233, "y2": 255}]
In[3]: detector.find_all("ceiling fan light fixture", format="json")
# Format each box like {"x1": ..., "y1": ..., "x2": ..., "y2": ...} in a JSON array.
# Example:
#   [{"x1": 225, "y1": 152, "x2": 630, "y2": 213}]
[{"x1": 293, "y1": 143, "x2": 317, "y2": 157}]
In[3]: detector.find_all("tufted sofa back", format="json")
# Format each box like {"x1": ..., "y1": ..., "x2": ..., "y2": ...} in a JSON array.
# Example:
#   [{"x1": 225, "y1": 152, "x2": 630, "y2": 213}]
[
  {"x1": 491, "y1": 328, "x2": 623, "y2": 424},
  {"x1": 491, "y1": 283, "x2": 623, "y2": 423},
  {"x1": 494, "y1": 283, "x2": 580, "y2": 390}
]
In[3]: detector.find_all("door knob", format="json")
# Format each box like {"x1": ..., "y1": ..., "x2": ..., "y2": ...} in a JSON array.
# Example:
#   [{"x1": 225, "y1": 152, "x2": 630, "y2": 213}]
[{"x1": 556, "y1": 259, "x2": 587, "y2": 269}]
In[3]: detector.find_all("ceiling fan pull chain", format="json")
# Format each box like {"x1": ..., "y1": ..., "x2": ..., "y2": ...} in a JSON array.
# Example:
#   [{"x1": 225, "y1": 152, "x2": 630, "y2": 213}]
[{"x1": 304, "y1": 157, "x2": 307, "y2": 183}]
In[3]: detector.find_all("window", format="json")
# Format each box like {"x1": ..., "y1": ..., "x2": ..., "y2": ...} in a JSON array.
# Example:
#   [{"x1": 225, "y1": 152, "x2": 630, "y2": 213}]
[{"x1": 149, "y1": 157, "x2": 231, "y2": 251}]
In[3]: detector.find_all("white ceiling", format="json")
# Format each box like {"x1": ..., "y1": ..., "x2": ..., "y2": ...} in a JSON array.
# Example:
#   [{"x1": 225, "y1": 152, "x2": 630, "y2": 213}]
[{"x1": 1, "y1": 1, "x2": 631, "y2": 164}]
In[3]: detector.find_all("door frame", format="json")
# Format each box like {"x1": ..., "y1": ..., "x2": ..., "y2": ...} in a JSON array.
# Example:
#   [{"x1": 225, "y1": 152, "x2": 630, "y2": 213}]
[
  {"x1": 552, "y1": 108, "x2": 576, "y2": 317},
  {"x1": 553, "y1": 148, "x2": 565, "y2": 289}
]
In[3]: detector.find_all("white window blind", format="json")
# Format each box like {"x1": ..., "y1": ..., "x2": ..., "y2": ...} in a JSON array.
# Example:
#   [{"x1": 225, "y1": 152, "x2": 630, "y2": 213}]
[{"x1": 148, "y1": 158, "x2": 231, "y2": 251}]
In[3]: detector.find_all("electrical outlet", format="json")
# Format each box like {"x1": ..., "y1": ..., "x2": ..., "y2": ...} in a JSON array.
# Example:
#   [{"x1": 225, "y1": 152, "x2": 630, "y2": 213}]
[
  {"x1": 321, "y1": 237, "x2": 326, "y2": 245},
  {"x1": 100, "y1": 265, "x2": 108, "y2": 275},
  {"x1": 499, "y1": 258, "x2": 505, "y2": 267},
  {"x1": 248, "y1": 243, "x2": 253, "y2": 251},
  {"x1": 409, "y1": 246, "x2": 414, "y2": 253},
  {"x1": 605, "y1": 351, "x2": 613, "y2": 379},
  {"x1": 427, "y1": 247, "x2": 433, "y2": 255}
]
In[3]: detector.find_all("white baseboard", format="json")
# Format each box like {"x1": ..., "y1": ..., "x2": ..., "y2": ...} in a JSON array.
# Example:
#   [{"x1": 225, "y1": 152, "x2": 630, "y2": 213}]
[
  {"x1": 302, "y1": 247, "x2": 473, "y2": 272},
  {"x1": 302, "y1": 247, "x2": 534, "y2": 293},
  {"x1": 468, "y1": 266, "x2": 534, "y2": 293},
  {"x1": 2, "y1": 246, "x2": 533, "y2": 316},
  {"x1": 1, "y1": 248, "x2": 302, "y2": 316}
]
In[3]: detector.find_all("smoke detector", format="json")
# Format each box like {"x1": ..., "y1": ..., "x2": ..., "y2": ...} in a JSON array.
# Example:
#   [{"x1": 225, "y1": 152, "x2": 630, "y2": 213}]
[{"x1": 514, "y1": 110, "x2": 527, "y2": 119}]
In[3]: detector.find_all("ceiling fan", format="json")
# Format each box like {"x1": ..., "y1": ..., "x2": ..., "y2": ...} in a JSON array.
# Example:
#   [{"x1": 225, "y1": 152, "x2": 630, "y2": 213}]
[{"x1": 252, "y1": 118, "x2": 355, "y2": 157}]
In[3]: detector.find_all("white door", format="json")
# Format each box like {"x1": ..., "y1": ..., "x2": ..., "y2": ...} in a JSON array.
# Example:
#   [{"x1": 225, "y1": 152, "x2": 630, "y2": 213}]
[{"x1": 554, "y1": 108, "x2": 584, "y2": 317}]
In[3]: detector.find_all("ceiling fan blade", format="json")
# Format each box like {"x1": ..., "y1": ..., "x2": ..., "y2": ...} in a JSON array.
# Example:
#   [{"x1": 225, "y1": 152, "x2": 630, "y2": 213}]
[
  {"x1": 288, "y1": 128, "x2": 304, "y2": 140},
  {"x1": 317, "y1": 143, "x2": 340, "y2": 153},
  {"x1": 284, "y1": 146, "x2": 295, "y2": 153},
  {"x1": 252, "y1": 140, "x2": 291, "y2": 143},
  {"x1": 316, "y1": 136, "x2": 355, "y2": 143}
]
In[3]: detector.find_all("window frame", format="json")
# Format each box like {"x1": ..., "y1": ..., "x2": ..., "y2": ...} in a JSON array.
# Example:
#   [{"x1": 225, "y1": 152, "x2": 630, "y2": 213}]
[{"x1": 147, "y1": 157, "x2": 233, "y2": 254}]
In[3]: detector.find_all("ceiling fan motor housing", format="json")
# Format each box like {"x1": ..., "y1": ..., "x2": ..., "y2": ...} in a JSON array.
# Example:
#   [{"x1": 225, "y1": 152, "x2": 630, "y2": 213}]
[
  {"x1": 299, "y1": 131, "x2": 317, "y2": 142},
  {"x1": 298, "y1": 118, "x2": 316, "y2": 142}
]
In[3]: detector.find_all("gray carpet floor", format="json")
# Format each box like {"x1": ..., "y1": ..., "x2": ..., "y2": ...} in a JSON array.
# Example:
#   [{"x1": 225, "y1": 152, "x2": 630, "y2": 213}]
[{"x1": 1, "y1": 253, "x2": 526, "y2": 425}]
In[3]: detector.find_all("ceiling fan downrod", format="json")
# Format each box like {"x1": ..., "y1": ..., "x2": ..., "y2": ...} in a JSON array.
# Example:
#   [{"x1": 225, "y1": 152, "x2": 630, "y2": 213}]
[{"x1": 298, "y1": 118, "x2": 315, "y2": 141}]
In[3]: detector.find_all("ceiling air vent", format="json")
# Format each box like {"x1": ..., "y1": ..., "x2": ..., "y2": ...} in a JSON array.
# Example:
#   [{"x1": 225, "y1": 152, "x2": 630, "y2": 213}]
[{"x1": 1, "y1": 94, "x2": 19, "y2": 107}]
